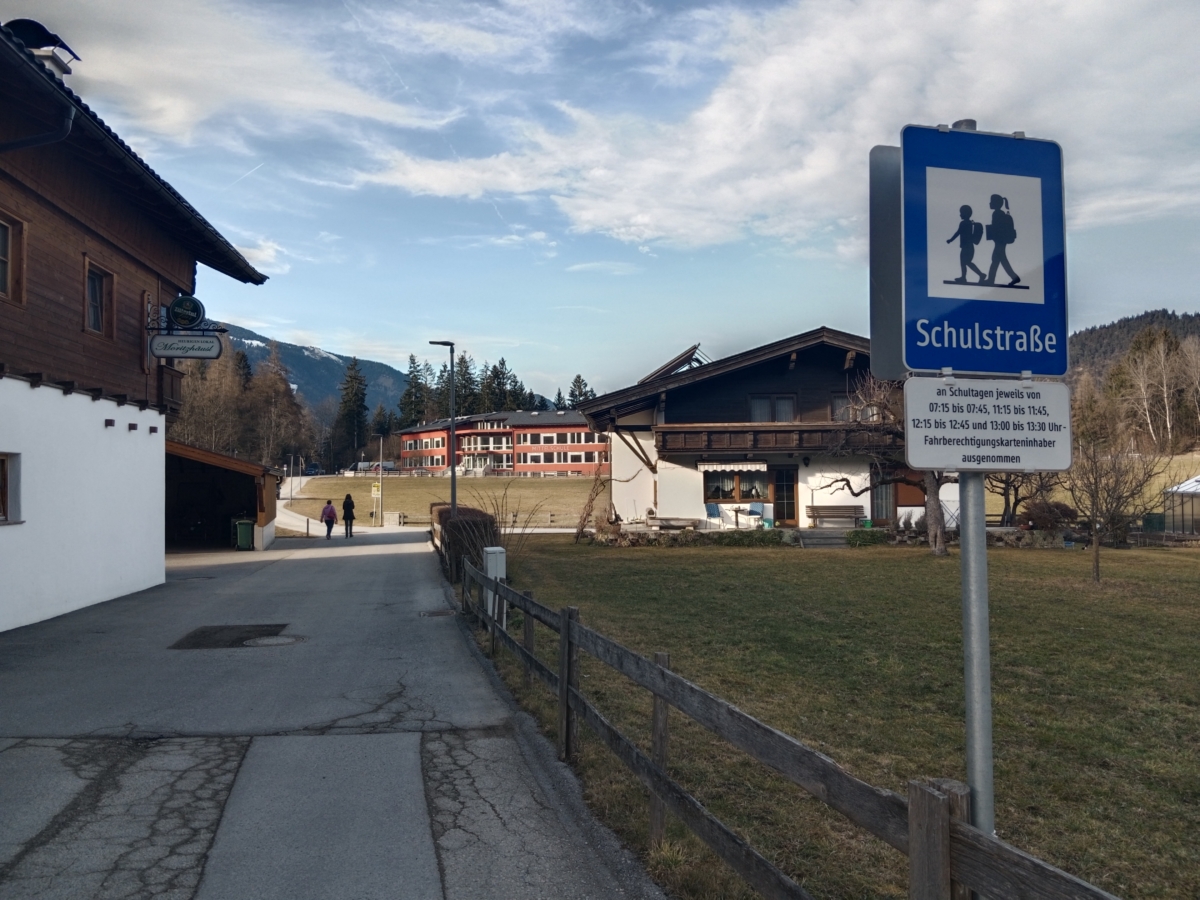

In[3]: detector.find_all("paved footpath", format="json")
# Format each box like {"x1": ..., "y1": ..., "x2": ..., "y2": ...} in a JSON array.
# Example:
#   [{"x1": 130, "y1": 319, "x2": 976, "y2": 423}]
[{"x1": 0, "y1": 531, "x2": 664, "y2": 900}]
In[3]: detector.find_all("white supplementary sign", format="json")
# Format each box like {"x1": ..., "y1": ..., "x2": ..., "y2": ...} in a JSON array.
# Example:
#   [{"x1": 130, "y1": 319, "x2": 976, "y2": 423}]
[
  {"x1": 904, "y1": 377, "x2": 1071, "y2": 472},
  {"x1": 149, "y1": 334, "x2": 222, "y2": 359}
]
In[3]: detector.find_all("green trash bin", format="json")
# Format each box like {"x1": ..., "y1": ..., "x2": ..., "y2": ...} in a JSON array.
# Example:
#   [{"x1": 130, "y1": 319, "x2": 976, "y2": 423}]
[
  {"x1": 234, "y1": 519, "x2": 255, "y2": 551},
  {"x1": 861, "y1": 518, "x2": 873, "y2": 529}
]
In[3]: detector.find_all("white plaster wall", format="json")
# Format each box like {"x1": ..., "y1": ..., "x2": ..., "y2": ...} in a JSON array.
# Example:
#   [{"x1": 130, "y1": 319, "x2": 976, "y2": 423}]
[
  {"x1": 255, "y1": 520, "x2": 276, "y2": 551},
  {"x1": 797, "y1": 457, "x2": 871, "y2": 526},
  {"x1": 0, "y1": 380, "x2": 165, "y2": 632},
  {"x1": 655, "y1": 460, "x2": 706, "y2": 519},
  {"x1": 610, "y1": 413, "x2": 657, "y2": 523}
]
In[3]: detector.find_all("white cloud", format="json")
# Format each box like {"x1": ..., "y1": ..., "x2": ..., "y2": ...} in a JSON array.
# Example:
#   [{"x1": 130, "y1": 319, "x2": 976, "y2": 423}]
[
  {"x1": 359, "y1": 0, "x2": 649, "y2": 73},
  {"x1": 20, "y1": 0, "x2": 451, "y2": 143},
  {"x1": 355, "y1": 0, "x2": 1200, "y2": 250},
  {"x1": 565, "y1": 261, "x2": 641, "y2": 275},
  {"x1": 237, "y1": 238, "x2": 290, "y2": 275}
]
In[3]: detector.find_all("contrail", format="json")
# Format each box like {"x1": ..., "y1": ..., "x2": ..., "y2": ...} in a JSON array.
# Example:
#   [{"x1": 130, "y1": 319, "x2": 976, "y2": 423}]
[{"x1": 227, "y1": 162, "x2": 265, "y2": 189}]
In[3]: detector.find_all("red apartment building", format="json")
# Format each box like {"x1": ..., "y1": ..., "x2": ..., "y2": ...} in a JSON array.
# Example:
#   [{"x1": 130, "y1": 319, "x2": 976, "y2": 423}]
[{"x1": 399, "y1": 410, "x2": 609, "y2": 477}]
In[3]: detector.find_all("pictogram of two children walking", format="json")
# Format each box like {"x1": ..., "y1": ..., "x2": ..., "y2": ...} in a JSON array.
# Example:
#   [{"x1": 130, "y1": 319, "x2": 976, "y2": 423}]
[{"x1": 945, "y1": 194, "x2": 1026, "y2": 289}]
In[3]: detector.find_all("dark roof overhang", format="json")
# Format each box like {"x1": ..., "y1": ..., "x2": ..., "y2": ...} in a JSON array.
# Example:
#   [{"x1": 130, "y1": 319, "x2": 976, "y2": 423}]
[
  {"x1": 0, "y1": 26, "x2": 266, "y2": 285},
  {"x1": 578, "y1": 326, "x2": 870, "y2": 431}
]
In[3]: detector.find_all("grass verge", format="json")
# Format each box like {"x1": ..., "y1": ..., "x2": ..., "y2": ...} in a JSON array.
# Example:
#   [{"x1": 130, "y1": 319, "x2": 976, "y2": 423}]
[
  {"x1": 478, "y1": 536, "x2": 1199, "y2": 899},
  {"x1": 288, "y1": 475, "x2": 602, "y2": 526}
]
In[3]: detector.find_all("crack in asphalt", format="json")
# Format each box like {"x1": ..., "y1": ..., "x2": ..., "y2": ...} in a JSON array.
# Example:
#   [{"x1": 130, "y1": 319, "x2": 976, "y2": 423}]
[
  {"x1": 421, "y1": 728, "x2": 590, "y2": 899},
  {"x1": 283, "y1": 673, "x2": 454, "y2": 735},
  {"x1": 0, "y1": 738, "x2": 247, "y2": 900}
]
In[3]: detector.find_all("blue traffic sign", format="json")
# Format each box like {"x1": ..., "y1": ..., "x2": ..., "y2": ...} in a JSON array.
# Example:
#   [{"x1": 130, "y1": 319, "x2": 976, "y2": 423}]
[{"x1": 902, "y1": 125, "x2": 1066, "y2": 377}]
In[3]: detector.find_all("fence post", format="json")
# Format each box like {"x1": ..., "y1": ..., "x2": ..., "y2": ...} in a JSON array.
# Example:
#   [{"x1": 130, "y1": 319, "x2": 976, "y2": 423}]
[
  {"x1": 908, "y1": 781, "x2": 951, "y2": 900},
  {"x1": 523, "y1": 591, "x2": 535, "y2": 688},
  {"x1": 460, "y1": 567, "x2": 467, "y2": 615},
  {"x1": 649, "y1": 651, "x2": 670, "y2": 847},
  {"x1": 929, "y1": 778, "x2": 971, "y2": 900},
  {"x1": 558, "y1": 606, "x2": 579, "y2": 762},
  {"x1": 489, "y1": 577, "x2": 498, "y2": 658}
]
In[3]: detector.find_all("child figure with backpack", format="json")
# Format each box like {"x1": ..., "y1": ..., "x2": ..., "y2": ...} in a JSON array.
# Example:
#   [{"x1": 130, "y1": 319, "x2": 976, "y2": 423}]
[
  {"x1": 985, "y1": 193, "x2": 1021, "y2": 286},
  {"x1": 946, "y1": 204, "x2": 986, "y2": 283}
]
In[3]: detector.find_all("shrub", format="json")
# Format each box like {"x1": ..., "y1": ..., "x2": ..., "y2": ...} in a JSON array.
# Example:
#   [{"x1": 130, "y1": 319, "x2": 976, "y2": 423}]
[
  {"x1": 431, "y1": 503, "x2": 498, "y2": 581},
  {"x1": 847, "y1": 528, "x2": 889, "y2": 547},
  {"x1": 1020, "y1": 499, "x2": 1078, "y2": 531},
  {"x1": 709, "y1": 528, "x2": 784, "y2": 547}
]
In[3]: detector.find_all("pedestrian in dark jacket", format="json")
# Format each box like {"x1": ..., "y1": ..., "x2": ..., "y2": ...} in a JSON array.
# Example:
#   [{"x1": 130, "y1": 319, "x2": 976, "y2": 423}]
[{"x1": 342, "y1": 493, "x2": 356, "y2": 538}]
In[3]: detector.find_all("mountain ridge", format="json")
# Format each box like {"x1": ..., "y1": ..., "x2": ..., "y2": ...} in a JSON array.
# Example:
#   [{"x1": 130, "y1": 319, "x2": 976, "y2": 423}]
[
  {"x1": 1068, "y1": 309, "x2": 1200, "y2": 375},
  {"x1": 220, "y1": 323, "x2": 408, "y2": 415}
]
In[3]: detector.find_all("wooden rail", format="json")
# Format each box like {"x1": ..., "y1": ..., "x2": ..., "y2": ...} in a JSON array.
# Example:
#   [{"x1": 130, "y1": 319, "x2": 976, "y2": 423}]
[{"x1": 461, "y1": 559, "x2": 1121, "y2": 900}]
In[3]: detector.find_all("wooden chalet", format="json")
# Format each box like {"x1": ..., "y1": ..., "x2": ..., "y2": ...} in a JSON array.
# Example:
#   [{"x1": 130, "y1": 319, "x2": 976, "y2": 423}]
[
  {"x1": 0, "y1": 22, "x2": 264, "y2": 631},
  {"x1": 579, "y1": 327, "x2": 926, "y2": 529}
]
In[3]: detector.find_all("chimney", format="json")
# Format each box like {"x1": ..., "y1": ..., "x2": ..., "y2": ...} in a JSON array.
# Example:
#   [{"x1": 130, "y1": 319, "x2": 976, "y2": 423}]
[{"x1": 32, "y1": 46, "x2": 72, "y2": 78}]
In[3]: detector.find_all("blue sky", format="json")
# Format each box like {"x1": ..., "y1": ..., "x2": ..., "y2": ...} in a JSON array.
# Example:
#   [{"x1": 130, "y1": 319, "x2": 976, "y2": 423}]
[{"x1": 13, "y1": 0, "x2": 1200, "y2": 395}]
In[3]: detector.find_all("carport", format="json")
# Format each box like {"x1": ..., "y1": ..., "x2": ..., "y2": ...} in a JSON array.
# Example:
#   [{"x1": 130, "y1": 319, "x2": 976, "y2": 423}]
[{"x1": 165, "y1": 441, "x2": 282, "y2": 550}]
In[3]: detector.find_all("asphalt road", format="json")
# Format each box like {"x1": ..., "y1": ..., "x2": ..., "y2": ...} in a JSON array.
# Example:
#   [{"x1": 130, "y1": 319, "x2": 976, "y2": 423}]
[{"x1": 0, "y1": 531, "x2": 664, "y2": 900}]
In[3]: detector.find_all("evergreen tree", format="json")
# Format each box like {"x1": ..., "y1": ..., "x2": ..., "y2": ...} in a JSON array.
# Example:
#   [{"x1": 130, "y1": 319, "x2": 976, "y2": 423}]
[
  {"x1": 433, "y1": 363, "x2": 451, "y2": 419},
  {"x1": 333, "y1": 358, "x2": 369, "y2": 468},
  {"x1": 553, "y1": 388, "x2": 566, "y2": 410},
  {"x1": 454, "y1": 353, "x2": 480, "y2": 416},
  {"x1": 233, "y1": 350, "x2": 254, "y2": 391},
  {"x1": 370, "y1": 403, "x2": 392, "y2": 437},
  {"x1": 398, "y1": 354, "x2": 425, "y2": 428},
  {"x1": 567, "y1": 374, "x2": 596, "y2": 408},
  {"x1": 479, "y1": 359, "x2": 508, "y2": 413},
  {"x1": 421, "y1": 361, "x2": 439, "y2": 423}
]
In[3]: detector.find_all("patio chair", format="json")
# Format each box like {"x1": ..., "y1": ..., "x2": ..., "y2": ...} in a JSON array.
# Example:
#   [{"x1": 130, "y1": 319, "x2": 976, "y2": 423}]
[
  {"x1": 746, "y1": 502, "x2": 764, "y2": 527},
  {"x1": 705, "y1": 503, "x2": 723, "y2": 529}
]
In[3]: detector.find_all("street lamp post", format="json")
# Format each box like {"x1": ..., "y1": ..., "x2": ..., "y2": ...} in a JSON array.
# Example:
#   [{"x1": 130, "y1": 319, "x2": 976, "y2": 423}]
[
  {"x1": 371, "y1": 432, "x2": 384, "y2": 526},
  {"x1": 429, "y1": 340, "x2": 456, "y2": 518}
]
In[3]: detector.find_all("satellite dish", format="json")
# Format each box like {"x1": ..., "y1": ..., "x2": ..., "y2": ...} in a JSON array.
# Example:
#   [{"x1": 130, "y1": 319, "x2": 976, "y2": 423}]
[{"x1": 4, "y1": 19, "x2": 81, "y2": 60}]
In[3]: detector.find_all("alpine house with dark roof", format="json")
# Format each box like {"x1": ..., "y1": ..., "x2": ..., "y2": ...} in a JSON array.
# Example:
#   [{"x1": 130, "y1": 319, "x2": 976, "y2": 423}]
[
  {"x1": 578, "y1": 327, "x2": 915, "y2": 529},
  {"x1": 0, "y1": 22, "x2": 265, "y2": 632}
]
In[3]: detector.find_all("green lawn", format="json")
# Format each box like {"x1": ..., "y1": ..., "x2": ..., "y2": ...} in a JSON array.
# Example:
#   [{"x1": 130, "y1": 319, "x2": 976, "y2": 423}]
[
  {"x1": 288, "y1": 475, "x2": 603, "y2": 527},
  {"x1": 484, "y1": 538, "x2": 1199, "y2": 900}
]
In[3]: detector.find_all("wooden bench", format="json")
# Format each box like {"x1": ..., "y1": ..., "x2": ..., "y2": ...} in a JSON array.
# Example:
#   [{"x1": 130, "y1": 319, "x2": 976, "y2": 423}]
[{"x1": 805, "y1": 505, "x2": 866, "y2": 527}]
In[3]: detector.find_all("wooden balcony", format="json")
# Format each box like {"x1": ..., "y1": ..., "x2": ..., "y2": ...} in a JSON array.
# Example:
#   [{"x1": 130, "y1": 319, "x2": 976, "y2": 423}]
[{"x1": 653, "y1": 422, "x2": 900, "y2": 455}]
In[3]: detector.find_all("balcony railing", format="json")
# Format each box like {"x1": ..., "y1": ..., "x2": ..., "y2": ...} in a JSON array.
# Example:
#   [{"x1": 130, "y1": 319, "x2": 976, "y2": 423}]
[{"x1": 653, "y1": 422, "x2": 900, "y2": 455}]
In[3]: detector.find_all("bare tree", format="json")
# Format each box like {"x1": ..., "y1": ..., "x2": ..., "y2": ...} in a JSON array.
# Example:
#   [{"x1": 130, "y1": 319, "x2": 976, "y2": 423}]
[
  {"x1": 1064, "y1": 374, "x2": 1167, "y2": 582},
  {"x1": 1179, "y1": 335, "x2": 1200, "y2": 434},
  {"x1": 818, "y1": 373, "x2": 955, "y2": 555},
  {"x1": 985, "y1": 471, "x2": 1062, "y2": 526}
]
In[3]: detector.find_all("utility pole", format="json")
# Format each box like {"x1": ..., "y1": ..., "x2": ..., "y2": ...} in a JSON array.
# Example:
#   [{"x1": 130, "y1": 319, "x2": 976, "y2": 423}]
[{"x1": 430, "y1": 340, "x2": 456, "y2": 518}]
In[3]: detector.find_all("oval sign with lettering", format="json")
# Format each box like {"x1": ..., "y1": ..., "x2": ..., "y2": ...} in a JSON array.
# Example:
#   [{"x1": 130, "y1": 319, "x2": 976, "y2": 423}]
[
  {"x1": 167, "y1": 294, "x2": 206, "y2": 330},
  {"x1": 149, "y1": 334, "x2": 223, "y2": 359}
]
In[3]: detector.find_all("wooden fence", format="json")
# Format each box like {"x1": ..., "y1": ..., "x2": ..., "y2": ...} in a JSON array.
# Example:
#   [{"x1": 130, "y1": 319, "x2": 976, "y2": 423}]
[{"x1": 461, "y1": 559, "x2": 1121, "y2": 900}]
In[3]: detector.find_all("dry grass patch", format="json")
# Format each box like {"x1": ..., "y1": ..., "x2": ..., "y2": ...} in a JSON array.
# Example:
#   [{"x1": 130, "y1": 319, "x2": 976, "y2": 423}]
[
  {"x1": 478, "y1": 538, "x2": 1199, "y2": 899},
  {"x1": 288, "y1": 475, "x2": 603, "y2": 526}
]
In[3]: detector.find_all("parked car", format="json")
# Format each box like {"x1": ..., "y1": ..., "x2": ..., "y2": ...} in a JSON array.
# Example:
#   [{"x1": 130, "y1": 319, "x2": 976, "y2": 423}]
[{"x1": 304, "y1": 464, "x2": 324, "y2": 476}]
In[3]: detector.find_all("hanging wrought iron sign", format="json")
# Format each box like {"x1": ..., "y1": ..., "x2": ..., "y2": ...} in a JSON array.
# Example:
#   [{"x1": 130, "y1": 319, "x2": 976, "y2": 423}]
[
  {"x1": 149, "y1": 333, "x2": 223, "y2": 359},
  {"x1": 167, "y1": 294, "x2": 206, "y2": 330}
]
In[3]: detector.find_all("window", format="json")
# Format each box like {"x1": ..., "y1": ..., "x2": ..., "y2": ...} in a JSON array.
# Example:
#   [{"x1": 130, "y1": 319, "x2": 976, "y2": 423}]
[
  {"x1": 569, "y1": 453, "x2": 583, "y2": 464},
  {"x1": 704, "y1": 470, "x2": 769, "y2": 503},
  {"x1": 749, "y1": 395, "x2": 796, "y2": 422},
  {"x1": 86, "y1": 266, "x2": 113, "y2": 336},
  {"x1": 0, "y1": 222, "x2": 10, "y2": 297},
  {"x1": 530, "y1": 433, "x2": 541, "y2": 444},
  {"x1": 0, "y1": 213, "x2": 24, "y2": 305},
  {"x1": 584, "y1": 452, "x2": 595, "y2": 463},
  {"x1": 832, "y1": 393, "x2": 854, "y2": 422},
  {"x1": 0, "y1": 454, "x2": 17, "y2": 523},
  {"x1": 556, "y1": 433, "x2": 568, "y2": 444}
]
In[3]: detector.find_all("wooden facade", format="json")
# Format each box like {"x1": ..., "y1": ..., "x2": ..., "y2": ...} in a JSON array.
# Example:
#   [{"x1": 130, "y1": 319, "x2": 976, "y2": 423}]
[
  {"x1": 580, "y1": 328, "x2": 903, "y2": 528},
  {"x1": 0, "y1": 33, "x2": 264, "y2": 413}
]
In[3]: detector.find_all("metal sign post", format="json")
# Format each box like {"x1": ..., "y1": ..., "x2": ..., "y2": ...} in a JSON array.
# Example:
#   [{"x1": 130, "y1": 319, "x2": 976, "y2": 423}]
[{"x1": 873, "y1": 120, "x2": 1070, "y2": 837}]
